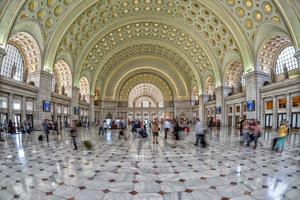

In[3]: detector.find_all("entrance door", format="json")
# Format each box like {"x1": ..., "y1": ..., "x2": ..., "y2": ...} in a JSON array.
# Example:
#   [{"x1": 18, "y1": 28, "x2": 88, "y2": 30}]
[
  {"x1": 235, "y1": 116, "x2": 240, "y2": 127},
  {"x1": 291, "y1": 112, "x2": 300, "y2": 129},
  {"x1": 0, "y1": 113, "x2": 8, "y2": 125},
  {"x1": 265, "y1": 114, "x2": 273, "y2": 128},
  {"x1": 64, "y1": 116, "x2": 68, "y2": 127},
  {"x1": 14, "y1": 114, "x2": 21, "y2": 129},
  {"x1": 277, "y1": 113, "x2": 286, "y2": 128},
  {"x1": 228, "y1": 116, "x2": 232, "y2": 126},
  {"x1": 26, "y1": 114, "x2": 33, "y2": 128}
]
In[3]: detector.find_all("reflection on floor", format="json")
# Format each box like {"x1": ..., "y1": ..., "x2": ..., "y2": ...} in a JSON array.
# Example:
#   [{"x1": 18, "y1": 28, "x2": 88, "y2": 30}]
[{"x1": 0, "y1": 127, "x2": 299, "y2": 200}]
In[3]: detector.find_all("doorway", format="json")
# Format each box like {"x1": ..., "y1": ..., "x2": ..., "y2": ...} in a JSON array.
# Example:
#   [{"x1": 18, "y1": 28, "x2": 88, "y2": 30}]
[
  {"x1": 291, "y1": 112, "x2": 300, "y2": 129},
  {"x1": 14, "y1": 114, "x2": 21, "y2": 129},
  {"x1": 228, "y1": 116, "x2": 232, "y2": 126},
  {"x1": 26, "y1": 114, "x2": 33, "y2": 129},
  {"x1": 277, "y1": 113, "x2": 286, "y2": 128},
  {"x1": 64, "y1": 116, "x2": 68, "y2": 127},
  {"x1": 265, "y1": 114, "x2": 273, "y2": 128}
]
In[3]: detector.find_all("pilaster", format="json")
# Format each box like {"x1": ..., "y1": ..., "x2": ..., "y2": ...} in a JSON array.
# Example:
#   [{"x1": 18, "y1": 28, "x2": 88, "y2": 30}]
[
  {"x1": 33, "y1": 70, "x2": 53, "y2": 130},
  {"x1": 232, "y1": 105, "x2": 236, "y2": 127},
  {"x1": 244, "y1": 70, "x2": 270, "y2": 120},
  {"x1": 215, "y1": 86, "x2": 231, "y2": 126},
  {"x1": 8, "y1": 93, "x2": 13, "y2": 120},
  {"x1": 286, "y1": 93, "x2": 292, "y2": 124},
  {"x1": 53, "y1": 102, "x2": 57, "y2": 121},
  {"x1": 21, "y1": 96, "x2": 26, "y2": 122},
  {"x1": 272, "y1": 96, "x2": 277, "y2": 130},
  {"x1": 89, "y1": 95, "x2": 95, "y2": 123},
  {"x1": 70, "y1": 86, "x2": 80, "y2": 120},
  {"x1": 198, "y1": 94, "x2": 209, "y2": 122}
]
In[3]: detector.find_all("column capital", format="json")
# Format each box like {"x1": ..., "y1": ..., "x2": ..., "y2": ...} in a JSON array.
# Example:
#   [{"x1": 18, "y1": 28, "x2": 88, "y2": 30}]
[
  {"x1": 40, "y1": 69, "x2": 53, "y2": 79},
  {"x1": 244, "y1": 70, "x2": 270, "y2": 80},
  {"x1": 72, "y1": 86, "x2": 80, "y2": 91}
]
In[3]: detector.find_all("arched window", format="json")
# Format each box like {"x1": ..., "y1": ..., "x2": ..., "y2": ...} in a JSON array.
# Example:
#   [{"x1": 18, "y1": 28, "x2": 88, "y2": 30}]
[
  {"x1": 1, "y1": 44, "x2": 24, "y2": 81},
  {"x1": 275, "y1": 46, "x2": 298, "y2": 75}
]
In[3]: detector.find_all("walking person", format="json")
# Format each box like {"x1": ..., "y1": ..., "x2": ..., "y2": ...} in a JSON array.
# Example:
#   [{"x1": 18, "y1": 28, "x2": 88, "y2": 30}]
[
  {"x1": 273, "y1": 122, "x2": 288, "y2": 153},
  {"x1": 151, "y1": 119, "x2": 159, "y2": 144},
  {"x1": 238, "y1": 116, "x2": 245, "y2": 136},
  {"x1": 194, "y1": 118, "x2": 206, "y2": 148},
  {"x1": 240, "y1": 120, "x2": 250, "y2": 145},
  {"x1": 163, "y1": 119, "x2": 172, "y2": 140},
  {"x1": 102, "y1": 120, "x2": 108, "y2": 135},
  {"x1": 173, "y1": 119, "x2": 180, "y2": 140},
  {"x1": 70, "y1": 120, "x2": 78, "y2": 150},
  {"x1": 42, "y1": 119, "x2": 50, "y2": 143},
  {"x1": 249, "y1": 120, "x2": 262, "y2": 149}
]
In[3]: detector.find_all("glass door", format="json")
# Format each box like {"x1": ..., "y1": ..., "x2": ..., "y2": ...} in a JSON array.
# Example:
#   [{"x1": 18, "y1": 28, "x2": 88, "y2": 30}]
[
  {"x1": 14, "y1": 114, "x2": 21, "y2": 130},
  {"x1": 265, "y1": 114, "x2": 273, "y2": 128},
  {"x1": 291, "y1": 112, "x2": 300, "y2": 129},
  {"x1": 26, "y1": 114, "x2": 33, "y2": 129},
  {"x1": 277, "y1": 113, "x2": 286, "y2": 128},
  {"x1": 228, "y1": 116, "x2": 232, "y2": 126}
]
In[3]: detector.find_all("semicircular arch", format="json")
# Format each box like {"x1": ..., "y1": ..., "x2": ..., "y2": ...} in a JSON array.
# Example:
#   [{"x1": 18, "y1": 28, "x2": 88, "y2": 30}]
[{"x1": 118, "y1": 73, "x2": 173, "y2": 103}]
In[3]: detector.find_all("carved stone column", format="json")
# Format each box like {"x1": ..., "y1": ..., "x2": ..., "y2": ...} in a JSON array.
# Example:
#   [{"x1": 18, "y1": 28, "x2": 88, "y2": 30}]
[
  {"x1": 214, "y1": 86, "x2": 231, "y2": 126},
  {"x1": 8, "y1": 93, "x2": 13, "y2": 120},
  {"x1": 198, "y1": 94, "x2": 209, "y2": 122},
  {"x1": 21, "y1": 96, "x2": 26, "y2": 122},
  {"x1": 70, "y1": 86, "x2": 80, "y2": 121},
  {"x1": 33, "y1": 70, "x2": 53, "y2": 130},
  {"x1": 89, "y1": 95, "x2": 95, "y2": 123}
]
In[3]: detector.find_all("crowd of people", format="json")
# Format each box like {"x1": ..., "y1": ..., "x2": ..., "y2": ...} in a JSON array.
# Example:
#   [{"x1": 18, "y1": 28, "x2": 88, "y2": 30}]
[
  {"x1": 238, "y1": 117, "x2": 289, "y2": 152},
  {"x1": 0, "y1": 119, "x2": 33, "y2": 134},
  {"x1": 0, "y1": 115, "x2": 292, "y2": 154}
]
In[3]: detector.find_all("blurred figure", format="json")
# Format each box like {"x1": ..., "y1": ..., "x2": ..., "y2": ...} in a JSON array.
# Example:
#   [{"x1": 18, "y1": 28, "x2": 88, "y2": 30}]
[
  {"x1": 194, "y1": 118, "x2": 206, "y2": 148},
  {"x1": 249, "y1": 120, "x2": 262, "y2": 149},
  {"x1": 238, "y1": 116, "x2": 246, "y2": 136},
  {"x1": 42, "y1": 119, "x2": 50, "y2": 143},
  {"x1": 151, "y1": 119, "x2": 159, "y2": 144},
  {"x1": 102, "y1": 120, "x2": 108, "y2": 135},
  {"x1": 70, "y1": 120, "x2": 78, "y2": 150},
  {"x1": 240, "y1": 120, "x2": 250, "y2": 146},
  {"x1": 163, "y1": 119, "x2": 172, "y2": 139},
  {"x1": 273, "y1": 122, "x2": 288, "y2": 153}
]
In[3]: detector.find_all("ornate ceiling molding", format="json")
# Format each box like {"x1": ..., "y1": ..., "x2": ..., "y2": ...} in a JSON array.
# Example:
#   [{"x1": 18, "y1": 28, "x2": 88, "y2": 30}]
[{"x1": 95, "y1": 43, "x2": 195, "y2": 86}]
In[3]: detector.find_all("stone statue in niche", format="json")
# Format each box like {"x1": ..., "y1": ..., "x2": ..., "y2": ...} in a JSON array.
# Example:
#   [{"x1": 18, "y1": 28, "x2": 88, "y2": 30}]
[
  {"x1": 230, "y1": 84, "x2": 234, "y2": 95},
  {"x1": 79, "y1": 92, "x2": 82, "y2": 101},
  {"x1": 11, "y1": 63, "x2": 16, "y2": 79},
  {"x1": 283, "y1": 64, "x2": 289, "y2": 79},
  {"x1": 23, "y1": 67, "x2": 28, "y2": 83},
  {"x1": 237, "y1": 81, "x2": 242, "y2": 93},
  {"x1": 212, "y1": 92, "x2": 216, "y2": 101},
  {"x1": 54, "y1": 83, "x2": 59, "y2": 93},
  {"x1": 82, "y1": 95, "x2": 86, "y2": 102},
  {"x1": 270, "y1": 68, "x2": 276, "y2": 83},
  {"x1": 61, "y1": 85, "x2": 65, "y2": 95}
]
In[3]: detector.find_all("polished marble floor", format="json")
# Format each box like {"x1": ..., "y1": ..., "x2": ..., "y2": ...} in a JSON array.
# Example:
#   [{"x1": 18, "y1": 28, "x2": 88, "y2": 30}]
[{"x1": 0, "y1": 127, "x2": 299, "y2": 200}]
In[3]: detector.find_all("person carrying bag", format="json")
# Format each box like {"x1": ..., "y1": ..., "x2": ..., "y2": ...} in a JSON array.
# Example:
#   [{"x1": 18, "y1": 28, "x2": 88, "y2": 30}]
[{"x1": 194, "y1": 118, "x2": 207, "y2": 148}]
